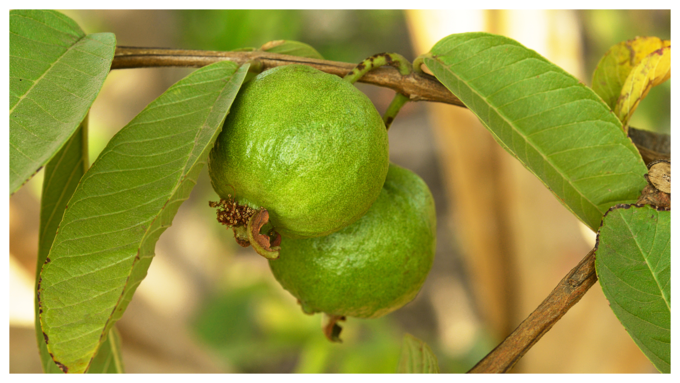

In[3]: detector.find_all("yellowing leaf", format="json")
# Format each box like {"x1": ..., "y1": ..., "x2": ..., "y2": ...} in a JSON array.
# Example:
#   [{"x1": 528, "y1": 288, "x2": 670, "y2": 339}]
[
  {"x1": 615, "y1": 45, "x2": 670, "y2": 129},
  {"x1": 592, "y1": 36, "x2": 670, "y2": 110}
]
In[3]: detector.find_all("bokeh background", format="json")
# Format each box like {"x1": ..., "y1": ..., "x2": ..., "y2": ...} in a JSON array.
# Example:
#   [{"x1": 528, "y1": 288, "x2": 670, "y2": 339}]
[{"x1": 9, "y1": 10, "x2": 670, "y2": 373}]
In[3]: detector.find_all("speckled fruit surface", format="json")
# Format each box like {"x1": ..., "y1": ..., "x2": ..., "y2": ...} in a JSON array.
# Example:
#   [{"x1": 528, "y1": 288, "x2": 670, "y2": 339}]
[
  {"x1": 269, "y1": 164, "x2": 436, "y2": 318},
  {"x1": 209, "y1": 64, "x2": 389, "y2": 239}
]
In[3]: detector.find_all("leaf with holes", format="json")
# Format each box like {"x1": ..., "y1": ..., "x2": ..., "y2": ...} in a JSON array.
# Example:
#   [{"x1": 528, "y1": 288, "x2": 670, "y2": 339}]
[
  {"x1": 422, "y1": 32, "x2": 648, "y2": 231},
  {"x1": 397, "y1": 333, "x2": 439, "y2": 373},
  {"x1": 591, "y1": 36, "x2": 670, "y2": 111},
  {"x1": 38, "y1": 61, "x2": 249, "y2": 373},
  {"x1": 595, "y1": 204, "x2": 670, "y2": 373},
  {"x1": 9, "y1": 10, "x2": 115, "y2": 195}
]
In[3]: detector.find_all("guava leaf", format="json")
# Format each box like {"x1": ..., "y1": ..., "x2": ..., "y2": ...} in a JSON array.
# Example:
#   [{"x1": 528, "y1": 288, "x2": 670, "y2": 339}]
[
  {"x1": 34, "y1": 118, "x2": 124, "y2": 373},
  {"x1": 591, "y1": 36, "x2": 670, "y2": 111},
  {"x1": 38, "y1": 61, "x2": 249, "y2": 373},
  {"x1": 615, "y1": 46, "x2": 670, "y2": 128},
  {"x1": 260, "y1": 40, "x2": 324, "y2": 59},
  {"x1": 9, "y1": 10, "x2": 115, "y2": 195},
  {"x1": 35, "y1": 118, "x2": 88, "y2": 373},
  {"x1": 423, "y1": 32, "x2": 648, "y2": 231},
  {"x1": 595, "y1": 204, "x2": 670, "y2": 373},
  {"x1": 87, "y1": 327, "x2": 124, "y2": 373},
  {"x1": 397, "y1": 334, "x2": 439, "y2": 373}
]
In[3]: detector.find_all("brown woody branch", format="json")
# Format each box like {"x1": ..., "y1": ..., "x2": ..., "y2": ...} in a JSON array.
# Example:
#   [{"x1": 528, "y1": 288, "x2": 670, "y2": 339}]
[
  {"x1": 628, "y1": 127, "x2": 670, "y2": 165},
  {"x1": 112, "y1": 48, "x2": 668, "y2": 164},
  {"x1": 468, "y1": 248, "x2": 597, "y2": 373},
  {"x1": 111, "y1": 46, "x2": 465, "y2": 107}
]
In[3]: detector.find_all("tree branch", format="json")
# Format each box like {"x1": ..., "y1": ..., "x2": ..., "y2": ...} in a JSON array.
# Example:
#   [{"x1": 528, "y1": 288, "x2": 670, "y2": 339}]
[
  {"x1": 628, "y1": 127, "x2": 671, "y2": 165},
  {"x1": 468, "y1": 248, "x2": 597, "y2": 373},
  {"x1": 112, "y1": 47, "x2": 669, "y2": 167},
  {"x1": 112, "y1": 46, "x2": 465, "y2": 107}
]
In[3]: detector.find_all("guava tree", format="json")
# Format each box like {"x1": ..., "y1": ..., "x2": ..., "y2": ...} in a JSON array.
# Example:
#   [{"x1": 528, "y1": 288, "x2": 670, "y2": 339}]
[{"x1": 10, "y1": 10, "x2": 669, "y2": 373}]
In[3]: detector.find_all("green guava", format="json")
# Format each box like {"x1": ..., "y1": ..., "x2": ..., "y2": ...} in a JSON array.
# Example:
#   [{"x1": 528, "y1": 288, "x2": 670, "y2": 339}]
[
  {"x1": 208, "y1": 64, "x2": 389, "y2": 240},
  {"x1": 268, "y1": 164, "x2": 436, "y2": 321}
]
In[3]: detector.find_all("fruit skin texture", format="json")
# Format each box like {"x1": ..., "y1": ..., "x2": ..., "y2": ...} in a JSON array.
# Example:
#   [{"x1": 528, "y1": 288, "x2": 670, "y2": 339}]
[
  {"x1": 209, "y1": 64, "x2": 389, "y2": 239},
  {"x1": 269, "y1": 164, "x2": 436, "y2": 319}
]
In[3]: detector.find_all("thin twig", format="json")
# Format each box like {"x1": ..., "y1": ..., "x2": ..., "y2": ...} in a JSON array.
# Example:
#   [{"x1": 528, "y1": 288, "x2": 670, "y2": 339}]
[
  {"x1": 468, "y1": 248, "x2": 597, "y2": 373},
  {"x1": 111, "y1": 46, "x2": 465, "y2": 107}
]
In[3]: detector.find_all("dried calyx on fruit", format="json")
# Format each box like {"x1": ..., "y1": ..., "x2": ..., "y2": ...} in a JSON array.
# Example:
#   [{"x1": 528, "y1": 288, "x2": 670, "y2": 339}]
[
  {"x1": 637, "y1": 159, "x2": 671, "y2": 208},
  {"x1": 208, "y1": 64, "x2": 389, "y2": 258},
  {"x1": 269, "y1": 164, "x2": 437, "y2": 341}
]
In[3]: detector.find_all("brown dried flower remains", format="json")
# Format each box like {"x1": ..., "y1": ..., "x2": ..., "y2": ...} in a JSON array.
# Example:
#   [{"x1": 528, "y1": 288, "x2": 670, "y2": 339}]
[{"x1": 209, "y1": 195, "x2": 256, "y2": 227}]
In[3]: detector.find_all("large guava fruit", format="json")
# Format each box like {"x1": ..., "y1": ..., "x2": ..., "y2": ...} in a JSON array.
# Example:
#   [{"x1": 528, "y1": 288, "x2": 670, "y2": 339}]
[
  {"x1": 269, "y1": 164, "x2": 436, "y2": 322},
  {"x1": 208, "y1": 64, "x2": 389, "y2": 241}
]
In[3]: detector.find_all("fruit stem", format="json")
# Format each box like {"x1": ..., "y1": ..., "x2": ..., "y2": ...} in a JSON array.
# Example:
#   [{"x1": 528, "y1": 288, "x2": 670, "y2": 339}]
[
  {"x1": 343, "y1": 52, "x2": 412, "y2": 84},
  {"x1": 344, "y1": 53, "x2": 414, "y2": 129},
  {"x1": 383, "y1": 93, "x2": 409, "y2": 131},
  {"x1": 247, "y1": 209, "x2": 282, "y2": 259}
]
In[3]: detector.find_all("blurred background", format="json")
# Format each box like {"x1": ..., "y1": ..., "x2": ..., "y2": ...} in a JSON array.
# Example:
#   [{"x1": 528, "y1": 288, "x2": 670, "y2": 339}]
[{"x1": 9, "y1": 10, "x2": 670, "y2": 373}]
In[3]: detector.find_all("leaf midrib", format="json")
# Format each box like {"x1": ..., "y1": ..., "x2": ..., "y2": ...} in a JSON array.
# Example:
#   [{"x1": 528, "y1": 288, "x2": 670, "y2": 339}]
[
  {"x1": 9, "y1": 33, "x2": 87, "y2": 115},
  {"x1": 12, "y1": 12, "x2": 81, "y2": 40},
  {"x1": 620, "y1": 210, "x2": 671, "y2": 313}
]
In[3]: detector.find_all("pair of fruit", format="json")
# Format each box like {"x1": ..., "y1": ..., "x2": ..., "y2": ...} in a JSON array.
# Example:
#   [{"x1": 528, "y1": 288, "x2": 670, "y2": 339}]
[{"x1": 208, "y1": 64, "x2": 436, "y2": 329}]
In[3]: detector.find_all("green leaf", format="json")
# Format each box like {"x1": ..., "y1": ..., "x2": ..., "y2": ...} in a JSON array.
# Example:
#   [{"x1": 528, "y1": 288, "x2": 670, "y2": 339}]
[
  {"x1": 35, "y1": 117, "x2": 124, "y2": 374},
  {"x1": 35, "y1": 117, "x2": 89, "y2": 373},
  {"x1": 423, "y1": 32, "x2": 648, "y2": 231},
  {"x1": 38, "y1": 61, "x2": 249, "y2": 373},
  {"x1": 9, "y1": 10, "x2": 116, "y2": 195},
  {"x1": 397, "y1": 334, "x2": 439, "y2": 373},
  {"x1": 260, "y1": 40, "x2": 324, "y2": 59},
  {"x1": 591, "y1": 37, "x2": 670, "y2": 111},
  {"x1": 87, "y1": 327, "x2": 124, "y2": 373},
  {"x1": 595, "y1": 204, "x2": 670, "y2": 373}
]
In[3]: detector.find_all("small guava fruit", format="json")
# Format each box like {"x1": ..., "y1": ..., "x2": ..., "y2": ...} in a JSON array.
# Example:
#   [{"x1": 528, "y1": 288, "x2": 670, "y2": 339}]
[
  {"x1": 269, "y1": 164, "x2": 436, "y2": 325},
  {"x1": 209, "y1": 64, "x2": 389, "y2": 241}
]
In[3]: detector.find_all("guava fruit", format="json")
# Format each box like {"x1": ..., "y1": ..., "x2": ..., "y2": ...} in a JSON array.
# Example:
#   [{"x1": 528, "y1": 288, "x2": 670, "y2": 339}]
[
  {"x1": 268, "y1": 164, "x2": 436, "y2": 322},
  {"x1": 208, "y1": 64, "x2": 389, "y2": 241}
]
